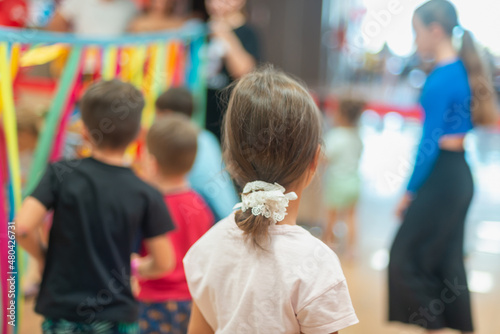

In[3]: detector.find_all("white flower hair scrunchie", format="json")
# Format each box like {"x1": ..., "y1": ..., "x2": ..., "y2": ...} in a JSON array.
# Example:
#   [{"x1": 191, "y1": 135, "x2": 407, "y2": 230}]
[{"x1": 233, "y1": 181, "x2": 298, "y2": 224}]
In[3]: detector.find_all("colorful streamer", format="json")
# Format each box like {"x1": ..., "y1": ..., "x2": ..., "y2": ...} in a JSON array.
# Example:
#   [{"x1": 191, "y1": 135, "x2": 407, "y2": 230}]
[
  {"x1": 141, "y1": 42, "x2": 165, "y2": 127},
  {"x1": 25, "y1": 46, "x2": 83, "y2": 196},
  {"x1": 188, "y1": 36, "x2": 208, "y2": 127},
  {"x1": 20, "y1": 44, "x2": 67, "y2": 67},
  {"x1": 0, "y1": 24, "x2": 206, "y2": 46},
  {"x1": 0, "y1": 24, "x2": 207, "y2": 332},
  {"x1": 130, "y1": 45, "x2": 147, "y2": 88},
  {"x1": 0, "y1": 41, "x2": 22, "y2": 334},
  {"x1": 50, "y1": 52, "x2": 84, "y2": 162},
  {"x1": 0, "y1": 43, "x2": 22, "y2": 228},
  {"x1": 0, "y1": 43, "x2": 20, "y2": 118},
  {"x1": 0, "y1": 128, "x2": 10, "y2": 334},
  {"x1": 102, "y1": 45, "x2": 119, "y2": 81}
]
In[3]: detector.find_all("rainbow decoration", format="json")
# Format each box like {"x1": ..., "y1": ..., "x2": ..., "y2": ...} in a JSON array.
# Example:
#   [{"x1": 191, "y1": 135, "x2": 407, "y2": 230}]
[{"x1": 0, "y1": 23, "x2": 206, "y2": 334}]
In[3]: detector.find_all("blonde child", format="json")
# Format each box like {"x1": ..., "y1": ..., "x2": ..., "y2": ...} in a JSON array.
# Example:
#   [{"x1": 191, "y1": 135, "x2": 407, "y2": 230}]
[
  {"x1": 322, "y1": 98, "x2": 364, "y2": 255},
  {"x1": 136, "y1": 114, "x2": 214, "y2": 334},
  {"x1": 184, "y1": 67, "x2": 359, "y2": 334},
  {"x1": 16, "y1": 80, "x2": 176, "y2": 334}
]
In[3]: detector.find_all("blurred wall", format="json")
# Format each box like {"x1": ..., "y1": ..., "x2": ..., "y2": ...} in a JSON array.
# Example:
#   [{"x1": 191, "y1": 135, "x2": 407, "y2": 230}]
[{"x1": 248, "y1": 0, "x2": 324, "y2": 88}]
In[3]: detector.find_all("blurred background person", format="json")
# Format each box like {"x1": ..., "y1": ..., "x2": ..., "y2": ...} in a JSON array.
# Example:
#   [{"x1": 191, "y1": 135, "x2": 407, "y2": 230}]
[
  {"x1": 45, "y1": 0, "x2": 138, "y2": 36},
  {"x1": 389, "y1": 1, "x2": 498, "y2": 333},
  {"x1": 155, "y1": 87, "x2": 239, "y2": 221},
  {"x1": 323, "y1": 97, "x2": 364, "y2": 258},
  {"x1": 204, "y1": 0, "x2": 260, "y2": 142},
  {"x1": 129, "y1": 0, "x2": 188, "y2": 33}
]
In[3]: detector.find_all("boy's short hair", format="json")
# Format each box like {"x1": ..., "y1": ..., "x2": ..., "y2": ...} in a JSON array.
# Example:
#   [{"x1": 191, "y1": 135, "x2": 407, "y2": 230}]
[
  {"x1": 339, "y1": 97, "x2": 365, "y2": 125},
  {"x1": 147, "y1": 113, "x2": 198, "y2": 176},
  {"x1": 81, "y1": 80, "x2": 145, "y2": 149},
  {"x1": 155, "y1": 87, "x2": 194, "y2": 117}
]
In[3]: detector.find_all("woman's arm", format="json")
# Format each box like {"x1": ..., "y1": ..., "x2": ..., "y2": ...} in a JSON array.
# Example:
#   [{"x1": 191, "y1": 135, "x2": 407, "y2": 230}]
[
  {"x1": 210, "y1": 20, "x2": 256, "y2": 79},
  {"x1": 188, "y1": 301, "x2": 214, "y2": 334},
  {"x1": 45, "y1": 11, "x2": 70, "y2": 32}
]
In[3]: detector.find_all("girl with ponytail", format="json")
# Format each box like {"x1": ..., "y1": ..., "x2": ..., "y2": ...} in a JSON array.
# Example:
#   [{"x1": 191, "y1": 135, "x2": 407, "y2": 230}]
[
  {"x1": 183, "y1": 67, "x2": 359, "y2": 334},
  {"x1": 390, "y1": 1, "x2": 497, "y2": 333}
]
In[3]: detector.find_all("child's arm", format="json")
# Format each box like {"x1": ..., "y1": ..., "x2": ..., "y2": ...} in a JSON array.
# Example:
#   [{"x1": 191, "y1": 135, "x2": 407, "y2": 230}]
[
  {"x1": 15, "y1": 197, "x2": 49, "y2": 266},
  {"x1": 135, "y1": 234, "x2": 175, "y2": 279},
  {"x1": 188, "y1": 301, "x2": 214, "y2": 334}
]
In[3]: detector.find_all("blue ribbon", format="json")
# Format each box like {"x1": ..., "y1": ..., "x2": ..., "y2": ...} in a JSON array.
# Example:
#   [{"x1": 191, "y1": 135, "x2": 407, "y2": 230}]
[{"x1": 0, "y1": 22, "x2": 207, "y2": 46}]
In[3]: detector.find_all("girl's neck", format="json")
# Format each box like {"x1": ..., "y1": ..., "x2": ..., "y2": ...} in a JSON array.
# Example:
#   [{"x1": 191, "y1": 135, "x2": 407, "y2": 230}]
[
  {"x1": 92, "y1": 148, "x2": 127, "y2": 167},
  {"x1": 154, "y1": 174, "x2": 190, "y2": 194},
  {"x1": 434, "y1": 39, "x2": 458, "y2": 64}
]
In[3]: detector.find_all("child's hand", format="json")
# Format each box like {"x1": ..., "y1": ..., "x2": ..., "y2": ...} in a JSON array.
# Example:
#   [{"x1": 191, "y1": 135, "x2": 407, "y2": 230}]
[
  {"x1": 131, "y1": 276, "x2": 140, "y2": 297},
  {"x1": 130, "y1": 254, "x2": 141, "y2": 296}
]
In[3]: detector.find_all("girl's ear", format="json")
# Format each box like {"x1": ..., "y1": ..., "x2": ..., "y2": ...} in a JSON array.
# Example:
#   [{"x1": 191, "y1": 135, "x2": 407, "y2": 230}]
[
  {"x1": 310, "y1": 144, "x2": 322, "y2": 174},
  {"x1": 302, "y1": 144, "x2": 322, "y2": 190}
]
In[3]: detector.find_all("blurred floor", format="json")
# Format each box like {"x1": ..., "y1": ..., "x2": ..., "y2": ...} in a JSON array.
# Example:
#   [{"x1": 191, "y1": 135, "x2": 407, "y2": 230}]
[
  {"x1": 21, "y1": 120, "x2": 500, "y2": 333},
  {"x1": 336, "y1": 119, "x2": 500, "y2": 334}
]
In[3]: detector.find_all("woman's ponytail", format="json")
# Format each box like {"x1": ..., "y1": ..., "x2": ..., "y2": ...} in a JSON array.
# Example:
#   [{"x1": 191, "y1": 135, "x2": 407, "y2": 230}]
[{"x1": 459, "y1": 30, "x2": 499, "y2": 126}]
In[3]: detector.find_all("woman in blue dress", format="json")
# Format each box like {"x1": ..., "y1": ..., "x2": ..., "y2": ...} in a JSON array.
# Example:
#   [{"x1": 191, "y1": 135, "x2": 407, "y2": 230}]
[{"x1": 389, "y1": 1, "x2": 498, "y2": 333}]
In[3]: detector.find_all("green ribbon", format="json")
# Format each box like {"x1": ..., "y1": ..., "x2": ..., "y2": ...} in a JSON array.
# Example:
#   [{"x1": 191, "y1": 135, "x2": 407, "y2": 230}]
[{"x1": 24, "y1": 46, "x2": 83, "y2": 197}]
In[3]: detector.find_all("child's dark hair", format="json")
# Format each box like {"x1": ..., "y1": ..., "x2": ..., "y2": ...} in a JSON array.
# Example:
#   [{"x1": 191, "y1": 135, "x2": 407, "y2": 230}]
[
  {"x1": 147, "y1": 113, "x2": 198, "y2": 176},
  {"x1": 155, "y1": 87, "x2": 194, "y2": 117},
  {"x1": 223, "y1": 66, "x2": 322, "y2": 248},
  {"x1": 415, "y1": 0, "x2": 498, "y2": 125},
  {"x1": 338, "y1": 98, "x2": 365, "y2": 126},
  {"x1": 81, "y1": 80, "x2": 145, "y2": 149}
]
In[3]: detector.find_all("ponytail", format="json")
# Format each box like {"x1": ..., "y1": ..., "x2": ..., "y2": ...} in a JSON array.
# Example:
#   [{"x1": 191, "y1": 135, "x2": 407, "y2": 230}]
[
  {"x1": 459, "y1": 30, "x2": 499, "y2": 126},
  {"x1": 235, "y1": 210, "x2": 271, "y2": 249}
]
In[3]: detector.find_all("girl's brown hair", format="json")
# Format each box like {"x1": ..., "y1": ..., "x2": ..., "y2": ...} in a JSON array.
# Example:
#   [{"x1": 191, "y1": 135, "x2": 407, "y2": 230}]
[
  {"x1": 415, "y1": 0, "x2": 498, "y2": 126},
  {"x1": 222, "y1": 66, "x2": 322, "y2": 248}
]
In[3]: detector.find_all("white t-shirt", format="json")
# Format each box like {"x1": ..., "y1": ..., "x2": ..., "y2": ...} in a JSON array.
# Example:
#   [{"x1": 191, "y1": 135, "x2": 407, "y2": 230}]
[
  {"x1": 183, "y1": 214, "x2": 359, "y2": 334},
  {"x1": 59, "y1": 0, "x2": 137, "y2": 36}
]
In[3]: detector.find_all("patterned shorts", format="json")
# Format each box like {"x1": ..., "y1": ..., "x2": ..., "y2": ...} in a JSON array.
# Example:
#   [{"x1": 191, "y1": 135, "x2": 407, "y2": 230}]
[
  {"x1": 42, "y1": 318, "x2": 139, "y2": 334},
  {"x1": 138, "y1": 300, "x2": 192, "y2": 334}
]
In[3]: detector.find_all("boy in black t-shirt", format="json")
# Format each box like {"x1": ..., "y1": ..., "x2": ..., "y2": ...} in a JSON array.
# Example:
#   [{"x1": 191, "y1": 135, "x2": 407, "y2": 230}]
[{"x1": 15, "y1": 80, "x2": 176, "y2": 333}]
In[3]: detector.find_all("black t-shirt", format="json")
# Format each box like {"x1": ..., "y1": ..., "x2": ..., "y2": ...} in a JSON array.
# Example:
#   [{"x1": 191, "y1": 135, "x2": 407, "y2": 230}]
[
  {"x1": 205, "y1": 23, "x2": 261, "y2": 141},
  {"x1": 30, "y1": 157, "x2": 174, "y2": 323}
]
